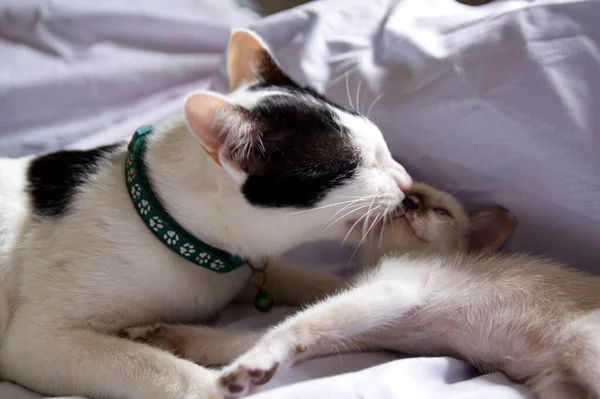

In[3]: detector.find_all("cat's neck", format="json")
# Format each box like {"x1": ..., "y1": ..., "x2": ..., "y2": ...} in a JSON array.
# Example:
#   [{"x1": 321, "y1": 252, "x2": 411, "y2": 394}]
[{"x1": 141, "y1": 117, "x2": 300, "y2": 262}]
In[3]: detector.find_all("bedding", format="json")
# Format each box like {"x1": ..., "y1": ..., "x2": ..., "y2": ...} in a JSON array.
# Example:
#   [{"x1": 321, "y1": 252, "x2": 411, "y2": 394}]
[{"x1": 1, "y1": 0, "x2": 599, "y2": 398}]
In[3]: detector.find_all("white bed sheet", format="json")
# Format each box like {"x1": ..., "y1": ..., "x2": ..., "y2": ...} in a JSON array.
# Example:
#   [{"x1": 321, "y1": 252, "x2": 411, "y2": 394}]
[
  {"x1": 0, "y1": 0, "x2": 260, "y2": 156},
  {"x1": 1, "y1": 0, "x2": 600, "y2": 398}
]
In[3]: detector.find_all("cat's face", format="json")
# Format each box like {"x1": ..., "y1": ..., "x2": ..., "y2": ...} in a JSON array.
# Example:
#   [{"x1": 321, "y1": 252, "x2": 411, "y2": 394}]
[
  {"x1": 184, "y1": 30, "x2": 411, "y2": 241},
  {"x1": 358, "y1": 183, "x2": 515, "y2": 263}
]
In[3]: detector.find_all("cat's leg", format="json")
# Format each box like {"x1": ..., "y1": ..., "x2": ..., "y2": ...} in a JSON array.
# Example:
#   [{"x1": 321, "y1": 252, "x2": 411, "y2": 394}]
[
  {"x1": 565, "y1": 310, "x2": 600, "y2": 398},
  {"x1": 122, "y1": 259, "x2": 345, "y2": 364},
  {"x1": 235, "y1": 257, "x2": 347, "y2": 306},
  {"x1": 122, "y1": 258, "x2": 345, "y2": 366},
  {"x1": 527, "y1": 370, "x2": 590, "y2": 399},
  {"x1": 122, "y1": 259, "x2": 346, "y2": 365},
  {"x1": 124, "y1": 323, "x2": 262, "y2": 366},
  {"x1": 217, "y1": 271, "x2": 427, "y2": 397},
  {"x1": 0, "y1": 320, "x2": 222, "y2": 399}
]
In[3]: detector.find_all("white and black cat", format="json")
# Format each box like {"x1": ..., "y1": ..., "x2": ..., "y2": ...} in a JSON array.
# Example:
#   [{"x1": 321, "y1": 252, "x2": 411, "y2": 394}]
[{"x1": 0, "y1": 30, "x2": 412, "y2": 398}]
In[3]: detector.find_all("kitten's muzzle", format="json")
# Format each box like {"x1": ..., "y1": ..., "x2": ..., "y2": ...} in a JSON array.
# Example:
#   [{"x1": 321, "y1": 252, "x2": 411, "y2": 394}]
[
  {"x1": 389, "y1": 194, "x2": 421, "y2": 220},
  {"x1": 402, "y1": 194, "x2": 421, "y2": 211},
  {"x1": 391, "y1": 205, "x2": 406, "y2": 220}
]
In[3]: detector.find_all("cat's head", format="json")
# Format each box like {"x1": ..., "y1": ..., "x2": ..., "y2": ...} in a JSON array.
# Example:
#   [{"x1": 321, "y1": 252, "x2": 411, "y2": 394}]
[
  {"x1": 358, "y1": 183, "x2": 516, "y2": 264},
  {"x1": 182, "y1": 30, "x2": 412, "y2": 249}
]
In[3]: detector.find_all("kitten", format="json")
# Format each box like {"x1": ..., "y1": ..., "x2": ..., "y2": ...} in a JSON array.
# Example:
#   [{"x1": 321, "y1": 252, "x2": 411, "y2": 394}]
[
  {"x1": 208, "y1": 183, "x2": 599, "y2": 399},
  {"x1": 0, "y1": 29, "x2": 412, "y2": 399}
]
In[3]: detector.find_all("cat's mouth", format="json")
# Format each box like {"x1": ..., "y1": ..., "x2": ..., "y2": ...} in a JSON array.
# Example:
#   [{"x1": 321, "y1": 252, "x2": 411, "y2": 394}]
[
  {"x1": 390, "y1": 206, "x2": 406, "y2": 220},
  {"x1": 386, "y1": 207, "x2": 429, "y2": 242},
  {"x1": 354, "y1": 205, "x2": 408, "y2": 234}
]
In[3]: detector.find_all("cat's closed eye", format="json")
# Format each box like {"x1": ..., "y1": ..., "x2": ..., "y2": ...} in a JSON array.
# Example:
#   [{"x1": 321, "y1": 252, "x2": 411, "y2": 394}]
[{"x1": 433, "y1": 208, "x2": 452, "y2": 217}]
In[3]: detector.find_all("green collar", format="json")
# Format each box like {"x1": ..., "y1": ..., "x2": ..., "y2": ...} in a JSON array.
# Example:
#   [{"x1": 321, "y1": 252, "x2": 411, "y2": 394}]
[{"x1": 125, "y1": 125, "x2": 247, "y2": 273}]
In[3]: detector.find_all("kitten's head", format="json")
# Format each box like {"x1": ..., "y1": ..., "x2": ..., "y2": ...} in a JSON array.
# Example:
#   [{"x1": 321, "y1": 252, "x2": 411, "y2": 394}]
[
  {"x1": 358, "y1": 183, "x2": 516, "y2": 264},
  {"x1": 183, "y1": 30, "x2": 412, "y2": 248}
]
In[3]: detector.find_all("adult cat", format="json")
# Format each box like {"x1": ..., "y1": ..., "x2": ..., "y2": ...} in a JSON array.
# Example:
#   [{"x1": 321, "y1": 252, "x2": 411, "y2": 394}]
[{"x1": 0, "y1": 30, "x2": 411, "y2": 399}]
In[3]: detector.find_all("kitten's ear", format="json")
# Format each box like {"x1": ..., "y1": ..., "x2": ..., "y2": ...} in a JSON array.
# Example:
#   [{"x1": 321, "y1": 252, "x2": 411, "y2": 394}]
[
  {"x1": 227, "y1": 29, "x2": 291, "y2": 91},
  {"x1": 467, "y1": 206, "x2": 516, "y2": 253},
  {"x1": 184, "y1": 91, "x2": 258, "y2": 170}
]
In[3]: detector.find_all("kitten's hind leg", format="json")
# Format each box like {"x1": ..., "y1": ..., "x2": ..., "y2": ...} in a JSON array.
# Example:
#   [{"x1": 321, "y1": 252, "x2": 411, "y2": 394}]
[
  {"x1": 217, "y1": 268, "x2": 428, "y2": 398},
  {"x1": 566, "y1": 310, "x2": 600, "y2": 398},
  {"x1": 527, "y1": 370, "x2": 590, "y2": 399},
  {"x1": 124, "y1": 323, "x2": 262, "y2": 366}
]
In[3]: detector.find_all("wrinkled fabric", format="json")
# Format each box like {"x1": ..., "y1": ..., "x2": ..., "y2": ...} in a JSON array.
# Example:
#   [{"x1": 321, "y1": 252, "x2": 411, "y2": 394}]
[
  {"x1": 0, "y1": 0, "x2": 260, "y2": 155},
  {"x1": 1, "y1": 0, "x2": 599, "y2": 398}
]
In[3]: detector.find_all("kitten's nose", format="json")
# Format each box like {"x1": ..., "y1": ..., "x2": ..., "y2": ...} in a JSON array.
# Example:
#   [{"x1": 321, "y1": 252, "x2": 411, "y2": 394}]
[{"x1": 402, "y1": 194, "x2": 421, "y2": 211}]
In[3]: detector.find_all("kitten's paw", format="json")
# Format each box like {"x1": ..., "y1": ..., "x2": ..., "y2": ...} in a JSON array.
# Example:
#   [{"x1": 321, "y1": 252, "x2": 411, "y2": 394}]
[
  {"x1": 217, "y1": 352, "x2": 280, "y2": 398},
  {"x1": 120, "y1": 323, "x2": 185, "y2": 357}
]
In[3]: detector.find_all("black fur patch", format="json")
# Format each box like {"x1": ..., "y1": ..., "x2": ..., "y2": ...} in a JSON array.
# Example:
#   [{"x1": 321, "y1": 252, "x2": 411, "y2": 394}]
[
  {"x1": 236, "y1": 49, "x2": 365, "y2": 208},
  {"x1": 27, "y1": 144, "x2": 120, "y2": 217},
  {"x1": 241, "y1": 94, "x2": 362, "y2": 208}
]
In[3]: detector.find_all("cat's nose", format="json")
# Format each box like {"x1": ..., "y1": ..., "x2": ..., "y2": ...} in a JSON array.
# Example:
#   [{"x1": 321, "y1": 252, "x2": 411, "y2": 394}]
[
  {"x1": 398, "y1": 181, "x2": 412, "y2": 193},
  {"x1": 402, "y1": 194, "x2": 421, "y2": 211},
  {"x1": 390, "y1": 164, "x2": 412, "y2": 193}
]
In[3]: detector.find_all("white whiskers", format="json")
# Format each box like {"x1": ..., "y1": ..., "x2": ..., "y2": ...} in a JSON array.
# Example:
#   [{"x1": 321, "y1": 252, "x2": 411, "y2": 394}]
[
  {"x1": 355, "y1": 213, "x2": 383, "y2": 255},
  {"x1": 367, "y1": 94, "x2": 384, "y2": 119},
  {"x1": 342, "y1": 204, "x2": 382, "y2": 246},
  {"x1": 355, "y1": 79, "x2": 363, "y2": 114},
  {"x1": 290, "y1": 199, "x2": 367, "y2": 215},
  {"x1": 345, "y1": 71, "x2": 355, "y2": 112},
  {"x1": 315, "y1": 203, "x2": 371, "y2": 242}
]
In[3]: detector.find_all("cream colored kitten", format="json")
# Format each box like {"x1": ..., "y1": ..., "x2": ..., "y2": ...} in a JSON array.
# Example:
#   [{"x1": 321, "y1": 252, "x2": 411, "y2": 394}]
[{"x1": 206, "y1": 183, "x2": 599, "y2": 399}]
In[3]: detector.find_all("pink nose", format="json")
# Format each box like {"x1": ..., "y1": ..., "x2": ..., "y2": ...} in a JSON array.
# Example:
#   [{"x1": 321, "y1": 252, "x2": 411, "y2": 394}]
[
  {"x1": 399, "y1": 181, "x2": 412, "y2": 192},
  {"x1": 389, "y1": 160, "x2": 413, "y2": 193},
  {"x1": 394, "y1": 173, "x2": 413, "y2": 193}
]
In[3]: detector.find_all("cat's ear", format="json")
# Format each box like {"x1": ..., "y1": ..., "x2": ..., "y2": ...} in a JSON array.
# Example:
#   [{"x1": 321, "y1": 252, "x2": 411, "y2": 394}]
[
  {"x1": 467, "y1": 206, "x2": 516, "y2": 253},
  {"x1": 227, "y1": 29, "x2": 291, "y2": 91},
  {"x1": 184, "y1": 91, "x2": 258, "y2": 172}
]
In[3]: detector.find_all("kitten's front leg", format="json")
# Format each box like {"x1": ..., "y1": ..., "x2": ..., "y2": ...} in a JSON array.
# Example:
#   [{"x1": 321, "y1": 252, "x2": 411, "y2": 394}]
[
  {"x1": 124, "y1": 323, "x2": 262, "y2": 366},
  {"x1": 1, "y1": 319, "x2": 222, "y2": 399},
  {"x1": 217, "y1": 275, "x2": 427, "y2": 398}
]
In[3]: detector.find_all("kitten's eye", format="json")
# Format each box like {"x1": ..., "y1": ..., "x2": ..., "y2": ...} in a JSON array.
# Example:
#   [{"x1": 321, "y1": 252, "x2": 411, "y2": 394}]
[{"x1": 433, "y1": 208, "x2": 451, "y2": 217}]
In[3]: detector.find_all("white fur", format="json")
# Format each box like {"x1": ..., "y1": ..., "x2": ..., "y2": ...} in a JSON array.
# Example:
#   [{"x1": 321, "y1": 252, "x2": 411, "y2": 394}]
[{"x1": 0, "y1": 78, "x2": 410, "y2": 399}]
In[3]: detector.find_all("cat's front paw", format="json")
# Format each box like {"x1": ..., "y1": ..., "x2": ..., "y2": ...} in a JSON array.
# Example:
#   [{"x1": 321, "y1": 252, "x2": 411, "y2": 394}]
[
  {"x1": 217, "y1": 352, "x2": 281, "y2": 398},
  {"x1": 120, "y1": 323, "x2": 184, "y2": 357}
]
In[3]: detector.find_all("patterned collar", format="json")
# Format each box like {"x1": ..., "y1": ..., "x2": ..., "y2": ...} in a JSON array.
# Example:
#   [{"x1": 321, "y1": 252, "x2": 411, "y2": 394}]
[{"x1": 125, "y1": 125, "x2": 248, "y2": 273}]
